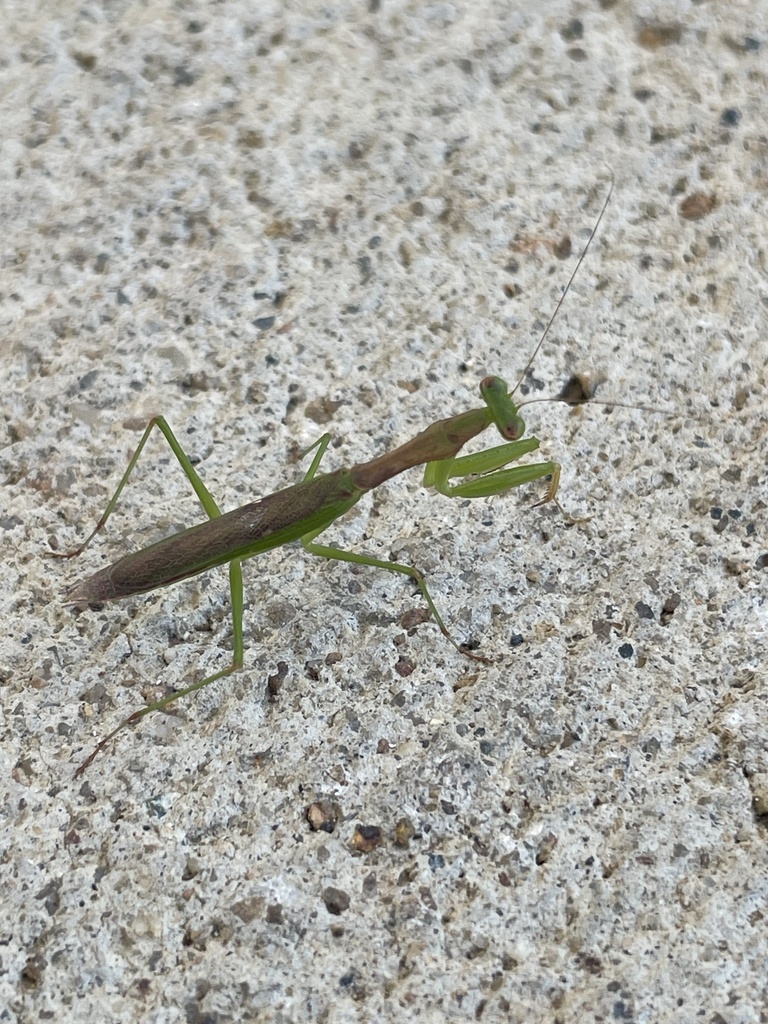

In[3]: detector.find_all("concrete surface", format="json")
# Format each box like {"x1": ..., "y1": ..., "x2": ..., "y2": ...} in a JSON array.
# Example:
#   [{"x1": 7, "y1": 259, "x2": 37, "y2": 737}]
[{"x1": 1, "y1": 1, "x2": 766, "y2": 1021}]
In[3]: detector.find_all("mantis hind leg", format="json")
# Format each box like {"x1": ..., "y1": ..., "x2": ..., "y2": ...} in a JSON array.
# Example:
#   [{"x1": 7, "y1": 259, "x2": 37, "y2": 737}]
[
  {"x1": 49, "y1": 417, "x2": 248, "y2": 774},
  {"x1": 73, "y1": 585, "x2": 243, "y2": 778},
  {"x1": 49, "y1": 416, "x2": 225, "y2": 560},
  {"x1": 70, "y1": 431, "x2": 338, "y2": 773}
]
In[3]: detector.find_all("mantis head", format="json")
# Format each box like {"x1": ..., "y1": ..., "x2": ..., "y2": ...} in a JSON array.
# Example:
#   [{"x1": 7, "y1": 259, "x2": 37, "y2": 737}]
[{"x1": 480, "y1": 375, "x2": 525, "y2": 441}]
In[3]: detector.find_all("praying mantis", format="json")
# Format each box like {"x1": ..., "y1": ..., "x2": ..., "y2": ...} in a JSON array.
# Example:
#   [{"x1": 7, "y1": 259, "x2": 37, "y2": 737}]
[{"x1": 52, "y1": 184, "x2": 613, "y2": 776}]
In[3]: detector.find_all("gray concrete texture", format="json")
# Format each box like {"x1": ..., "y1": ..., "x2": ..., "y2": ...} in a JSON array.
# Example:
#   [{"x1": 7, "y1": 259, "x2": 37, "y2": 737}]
[{"x1": 1, "y1": 1, "x2": 766, "y2": 1021}]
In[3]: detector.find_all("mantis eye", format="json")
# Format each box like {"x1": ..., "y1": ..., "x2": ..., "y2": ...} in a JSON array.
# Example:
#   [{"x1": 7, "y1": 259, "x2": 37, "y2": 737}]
[
  {"x1": 502, "y1": 415, "x2": 525, "y2": 441},
  {"x1": 479, "y1": 375, "x2": 507, "y2": 398}
]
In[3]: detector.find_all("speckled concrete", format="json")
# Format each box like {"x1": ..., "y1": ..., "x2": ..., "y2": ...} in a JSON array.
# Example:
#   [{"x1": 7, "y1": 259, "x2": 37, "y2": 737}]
[{"x1": 2, "y1": 2, "x2": 766, "y2": 1021}]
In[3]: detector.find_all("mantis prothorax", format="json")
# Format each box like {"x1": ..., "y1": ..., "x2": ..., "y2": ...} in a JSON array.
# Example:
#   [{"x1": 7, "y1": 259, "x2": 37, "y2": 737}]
[{"x1": 52, "y1": 184, "x2": 613, "y2": 776}]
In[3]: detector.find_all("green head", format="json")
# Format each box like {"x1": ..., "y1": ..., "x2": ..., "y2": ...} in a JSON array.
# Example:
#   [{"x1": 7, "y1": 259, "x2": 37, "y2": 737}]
[{"x1": 480, "y1": 376, "x2": 525, "y2": 441}]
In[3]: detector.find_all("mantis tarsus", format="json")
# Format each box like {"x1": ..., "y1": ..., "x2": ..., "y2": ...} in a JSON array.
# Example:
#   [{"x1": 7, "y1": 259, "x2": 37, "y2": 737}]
[{"x1": 52, "y1": 184, "x2": 613, "y2": 776}]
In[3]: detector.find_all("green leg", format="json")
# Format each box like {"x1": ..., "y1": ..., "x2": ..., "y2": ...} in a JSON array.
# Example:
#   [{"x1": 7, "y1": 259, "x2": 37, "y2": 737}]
[
  {"x1": 50, "y1": 417, "x2": 250, "y2": 775},
  {"x1": 298, "y1": 431, "x2": 491, "y2": 661},
  {"x1": 72, "y1": 430, "x2": 339, "y2": 774},
  {"x1": 299, "y1": 433, "x2": 333, "y2": 482},
  {"x1": 49, "y1": 417, "x2": 224, "y2": 561},
  {"x1": 424, "y1": 435, "x2": 561, "y2": 506},
  {"x1": 300, "y1": 534, "x2": 491, "y2": 664},
  {"x1": 73, "y1": 586, "x2": 243, "y2": 777}
]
